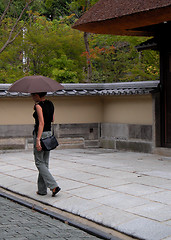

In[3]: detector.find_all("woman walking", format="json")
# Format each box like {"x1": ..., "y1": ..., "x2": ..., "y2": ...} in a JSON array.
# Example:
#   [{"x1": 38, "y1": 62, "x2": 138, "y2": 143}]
[{"x1": 32, "y1": 92, "x2": 61, "y2": 197}]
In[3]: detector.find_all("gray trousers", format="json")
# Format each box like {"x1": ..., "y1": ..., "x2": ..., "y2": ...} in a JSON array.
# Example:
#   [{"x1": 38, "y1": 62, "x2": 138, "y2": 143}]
[{"x1": 33, "y1": 131, "x2": 58, "y2": 194}]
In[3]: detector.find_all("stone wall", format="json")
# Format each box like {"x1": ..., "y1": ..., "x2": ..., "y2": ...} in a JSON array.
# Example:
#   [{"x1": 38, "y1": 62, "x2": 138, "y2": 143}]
[
  {"x1": 100, "y1": 123, "x2": 152, "y2": 153},
  {"x1": 0, "y1": 123, "x2": 100, "y2": 150},
  {"x1": 0, "y1": 123, "x2": 152, "y2": 153}
]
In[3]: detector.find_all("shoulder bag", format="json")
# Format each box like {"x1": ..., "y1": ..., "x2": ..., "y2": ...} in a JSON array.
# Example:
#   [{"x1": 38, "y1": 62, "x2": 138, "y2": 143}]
[{"x1": 40, "y1": 126, "x2": 59, "y2": 151}]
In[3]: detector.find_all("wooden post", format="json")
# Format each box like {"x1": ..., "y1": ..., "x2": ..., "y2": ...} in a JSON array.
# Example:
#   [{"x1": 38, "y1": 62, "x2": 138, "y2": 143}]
[{"x1": 159, "y1": 25, "x2": 171, "y2": 147}]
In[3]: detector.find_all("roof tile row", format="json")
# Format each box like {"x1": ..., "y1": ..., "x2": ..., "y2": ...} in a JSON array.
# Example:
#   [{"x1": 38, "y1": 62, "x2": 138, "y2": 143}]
[{"x1": 0, "y1": 81, "x2": 159, "y2": 97}]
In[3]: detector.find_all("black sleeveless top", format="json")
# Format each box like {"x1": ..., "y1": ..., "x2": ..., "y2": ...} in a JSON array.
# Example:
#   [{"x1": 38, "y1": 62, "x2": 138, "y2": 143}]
[{"x1": 33, "y1": 100, "x2": 54, "y2": 134}]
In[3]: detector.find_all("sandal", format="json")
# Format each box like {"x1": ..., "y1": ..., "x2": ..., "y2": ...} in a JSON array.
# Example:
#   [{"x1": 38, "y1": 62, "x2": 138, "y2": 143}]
[{"x1": 36, "y1": 191, "x2": 47, "y2": 196}]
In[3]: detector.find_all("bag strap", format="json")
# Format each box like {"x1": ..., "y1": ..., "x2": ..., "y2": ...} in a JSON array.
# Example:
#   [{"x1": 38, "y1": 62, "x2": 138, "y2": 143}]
[{"x1": 52, "y1": 122, "x2": 55, "y2": 135}]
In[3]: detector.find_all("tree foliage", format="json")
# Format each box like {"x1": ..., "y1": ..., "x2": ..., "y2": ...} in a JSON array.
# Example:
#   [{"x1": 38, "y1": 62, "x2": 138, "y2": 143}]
[
  {"x1": 0, "y1": 0, "x2": 160, "y2": 83},
  {"x1": 69, "y1": 0, "x2": 98, "y2": 18},
  {"x1": 0, "y1": 0, "x2": 33, "y2": 54},
  {"x1": 87, "y1": 34, "x2": 159, "y2": 82},
  {"x1": 0, "y1": 13, "x2": 86, "y2": 83},
  {"x1": 30, "y1": 0, "x2": 72, "y2": 20}
]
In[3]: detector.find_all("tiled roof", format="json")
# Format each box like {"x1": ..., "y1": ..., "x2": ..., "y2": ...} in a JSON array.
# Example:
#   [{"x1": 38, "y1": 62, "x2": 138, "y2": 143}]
[
  {"x1": 0, "y1": 81, "x2": 159, "y2": 97},
  {"x1": 73, "y1": 0, "x2": 171, "y2": 26},
  {"x1": 135, "y1": 38, "x2": 159, "y2": 51},
  {"x1": 72, "y1": 0, "x2": 171, "y2": 36}
]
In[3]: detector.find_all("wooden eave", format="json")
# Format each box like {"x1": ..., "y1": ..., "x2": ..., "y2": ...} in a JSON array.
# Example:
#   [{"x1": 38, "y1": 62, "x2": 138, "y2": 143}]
[{"x1": 73, "y1": 5, "x2": 171, "y2": 36}]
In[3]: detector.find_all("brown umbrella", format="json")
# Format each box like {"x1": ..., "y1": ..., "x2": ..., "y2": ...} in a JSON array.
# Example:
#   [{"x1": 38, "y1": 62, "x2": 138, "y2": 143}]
[
  {"x1": 8, "y1": 75, "x2": 64, "y2": 93},
  {"x1": 72, "y1": 0, "x2": 171, "y2": 36}
]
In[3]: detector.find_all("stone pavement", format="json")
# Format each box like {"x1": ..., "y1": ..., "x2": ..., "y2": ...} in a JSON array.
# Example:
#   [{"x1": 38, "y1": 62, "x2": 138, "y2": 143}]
[
  {"x1": 0, "y1": 195, "x2": 100, "y2": 240},
  {"x1": 0, "y1": 148, "x2": 171, "y2": 240}
]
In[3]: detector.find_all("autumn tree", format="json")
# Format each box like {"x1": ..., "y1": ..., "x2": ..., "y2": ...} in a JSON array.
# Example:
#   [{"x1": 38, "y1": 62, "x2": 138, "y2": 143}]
[{"x1": 86, "y1": 34, "x2": 159, "y2": 82}]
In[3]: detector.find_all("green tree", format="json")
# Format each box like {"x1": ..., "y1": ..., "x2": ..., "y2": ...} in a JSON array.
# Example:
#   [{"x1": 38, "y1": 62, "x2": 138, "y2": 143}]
[
  {"x1": 29, "y1": 0, "x2": 72, "y2": 20},
  {"x1": 0, "y1": 0, "x2": 34, "y2": 83},
  {"x1": 0, "y1": 0, "x2": 33, "y2": 54},
  {"x1": 43, "y1": 0, "x2": 72, "y2": 20},
  {"x1": 0, "y1": 11, "x2": 86, "y2": 83},
  {"x1": 0, "y1": 29, "x2": 24, "y2": 83},
  {"x1": 22, "y1": 14, "x2": 86, "y2": 82},
  {"x1": 69, "y1": 0, "x2": 98, "y2": 18}
]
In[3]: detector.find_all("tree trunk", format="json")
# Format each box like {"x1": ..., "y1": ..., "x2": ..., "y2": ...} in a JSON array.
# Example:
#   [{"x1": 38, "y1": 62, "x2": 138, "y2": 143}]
[{"x1": 84, "y1": 32, "x2": 92, "y2": 82}]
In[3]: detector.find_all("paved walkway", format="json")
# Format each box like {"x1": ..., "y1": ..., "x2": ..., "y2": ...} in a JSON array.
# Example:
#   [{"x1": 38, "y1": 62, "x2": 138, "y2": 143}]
[{"x1": 0, "y1": 149, "x2": 171, "y2": 240}]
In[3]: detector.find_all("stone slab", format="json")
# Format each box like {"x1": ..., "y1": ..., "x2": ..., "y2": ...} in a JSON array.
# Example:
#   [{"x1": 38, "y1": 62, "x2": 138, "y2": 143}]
[
  {"x1": 93, "y1": 192, "x2": 150, "y2": 210},
  {"x1": 54, "y1": 196, "x2": 102, "y2": 215},
  {"x1": 126, "y1": 202, "x2": 171, "y2": 221},
  {"x1": 143, "y1": 191, "x2": 171, "y2": 205},
  {"x1": 111, "y1": 183, "x2": 162, "y2": 196},
  {"x1": 81, "y1": 205, "x2": 136, "y2": 228},
  {"x1": 66, "y1": 185, "x2": 112, "y2": 200},
  {"x1": 101, "y1": 123, "x2": 128, "y2": 140},
  {"x1": 116, "y1": 140, "x2": 152, "y2": 153},
  {"x1": 117, "y1": 218, "x2": 171, "y2": 240}
]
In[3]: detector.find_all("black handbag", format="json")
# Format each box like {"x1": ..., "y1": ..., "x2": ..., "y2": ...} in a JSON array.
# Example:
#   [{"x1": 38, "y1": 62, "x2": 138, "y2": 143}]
[{"x1": 40, "y1": 127, "x2": 58, "y2": 151}]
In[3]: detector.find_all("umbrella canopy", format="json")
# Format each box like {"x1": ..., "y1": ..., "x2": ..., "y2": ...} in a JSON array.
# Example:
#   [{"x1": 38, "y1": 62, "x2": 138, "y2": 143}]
[
  {"x1": 72, "y1": 0, "x2": 171, "y2": 36},
  {"x1": 8, "y1": 75, "x2": 64, "y2": 93}
]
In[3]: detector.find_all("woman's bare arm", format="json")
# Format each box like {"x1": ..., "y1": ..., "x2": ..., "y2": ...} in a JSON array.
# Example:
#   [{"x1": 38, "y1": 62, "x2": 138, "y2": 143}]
[{"x1": 36, "y1": 104, "x2": 44, "y2": 151}]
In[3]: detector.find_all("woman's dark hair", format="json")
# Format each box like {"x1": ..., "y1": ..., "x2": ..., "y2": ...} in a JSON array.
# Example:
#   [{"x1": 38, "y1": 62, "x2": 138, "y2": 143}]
[{"x1": 32, "y1": 92, "x2": 47, "y2": 97}]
